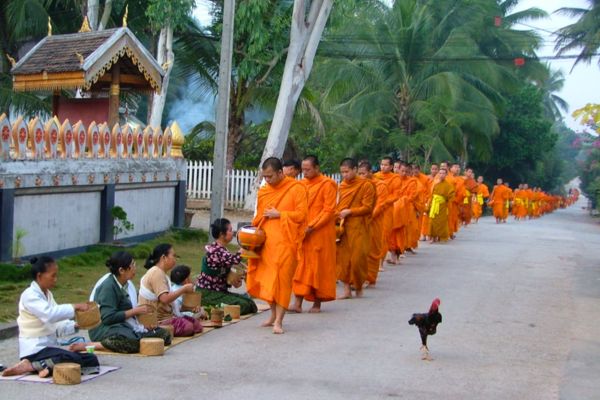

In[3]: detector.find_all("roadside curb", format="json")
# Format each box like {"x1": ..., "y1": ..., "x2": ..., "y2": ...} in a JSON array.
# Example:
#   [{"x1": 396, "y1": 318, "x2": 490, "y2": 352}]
[{"x1": 0, "y1": 322, "x2": 17, "y2": 340}]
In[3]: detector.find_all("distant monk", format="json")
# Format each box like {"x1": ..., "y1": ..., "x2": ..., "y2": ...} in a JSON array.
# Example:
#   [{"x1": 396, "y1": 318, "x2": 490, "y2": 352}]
[
  {"x1": 420, "y1": 164, "x2": 439, "y2": 240},
  {"x1": 447, "y1": 163, "x2": 465, "y2": 236},
  {"x1": 358, "y1": 161, "x2": 388, "y2": 287},
  {"x1": 247, "y1": 157, "x2": 308, "y2": 334},
  {"x1": 488, "y1": 178, "x2": 509, "y2": 224},
  {"x1": 374, "y1": 157, "x2": 402, "y2": 264},
  {"x1": 291, "y1": 155, "x2": 337, "y2": 313},
  {"x1": 461, "y1": 167, "x2": 478, "y2": 226},
  {"x1": 428, "y1": 168, "x2": 455, "y2": 242},
  {"x1": 282, "y1": 159, "x2": 301, "y2": 178},
  {"x1": 472, "y1": 176, "x2": 489, "y2": 223},
  {"x1": 503, "y1": 182, "x2": 513, "y2": 222},
  {"x1": 336, "y1": 158, "x2": 375, "y2": 299}
]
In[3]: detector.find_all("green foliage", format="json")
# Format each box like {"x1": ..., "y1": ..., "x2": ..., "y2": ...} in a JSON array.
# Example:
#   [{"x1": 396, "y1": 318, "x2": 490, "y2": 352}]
[
  {"x1": 0, "y1": 263, "x2": 31, "y2": 282},
  {"x1": 111, "y1": 206, "x2": 134, "y2": 240},
  {"x1": 12, "y1": 228, "x2": 27, "y2": 261},
  {"x1": 146, "y1": 0, "x2": 196, "y2": 32},
  {"x1": 470, "y1": 84, "x2": 555, "y2": 189}
]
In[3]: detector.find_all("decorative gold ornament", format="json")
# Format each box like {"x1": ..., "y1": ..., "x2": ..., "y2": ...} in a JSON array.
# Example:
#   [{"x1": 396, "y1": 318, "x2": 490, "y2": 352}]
[
  {"x1": 123, "y1": 5, "x2": 129, "y2": 27},
  {"x1": 48, "y1": 17, "x2": 52, "y2": 36},
  {"x1": 79, "y1": 16, "x2": 91, "y2": 33},
  {"x1": 75, "y1": 52, "x2": 85, "y2": 66},
  {"x1": 170, "y1": 121, "x2": 184, "y2": 158}
]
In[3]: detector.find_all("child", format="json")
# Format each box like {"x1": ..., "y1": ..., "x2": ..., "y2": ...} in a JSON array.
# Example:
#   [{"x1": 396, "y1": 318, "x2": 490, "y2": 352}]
[{"x1": 171, "y1": 265, "x2": 205, "y2": 319}]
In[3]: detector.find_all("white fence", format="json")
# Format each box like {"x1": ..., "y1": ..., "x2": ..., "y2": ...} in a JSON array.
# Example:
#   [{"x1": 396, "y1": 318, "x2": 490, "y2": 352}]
[{"x1": 186, "y1": 160, "x2": 342, "y2": 208}]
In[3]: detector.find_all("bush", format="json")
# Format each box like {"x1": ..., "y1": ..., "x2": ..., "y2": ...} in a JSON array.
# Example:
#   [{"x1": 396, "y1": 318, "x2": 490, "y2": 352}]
[{"x1": 0, "y1": 263, "x2": 32, "y2": 282}]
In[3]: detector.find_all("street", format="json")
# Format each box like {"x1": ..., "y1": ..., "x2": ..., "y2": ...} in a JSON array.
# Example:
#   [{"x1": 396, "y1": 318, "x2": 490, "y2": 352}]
[{"x1": 1, "y1": 197, "x2": 598, "y2": 400}]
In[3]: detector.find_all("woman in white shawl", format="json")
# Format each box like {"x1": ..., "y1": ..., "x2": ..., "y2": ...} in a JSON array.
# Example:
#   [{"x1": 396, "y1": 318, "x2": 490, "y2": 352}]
[{"x1": 2, "y1": 256, "x2": 100, "y2": 377}]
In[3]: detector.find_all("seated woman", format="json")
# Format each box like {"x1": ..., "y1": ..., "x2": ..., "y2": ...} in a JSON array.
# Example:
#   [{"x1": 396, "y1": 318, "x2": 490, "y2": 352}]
[
  {"x1": 138, "y1": 244, "x2": 202, "y2": 337},
  {"x1": 196, "y1": 218, "x2": 258, "y2": 315},
  {"x1": 2, "y1": 256, "x2": 99, "y2": 377},
  {"x1": 72, "y1": 251, "x2": 171, "y2": 354}
]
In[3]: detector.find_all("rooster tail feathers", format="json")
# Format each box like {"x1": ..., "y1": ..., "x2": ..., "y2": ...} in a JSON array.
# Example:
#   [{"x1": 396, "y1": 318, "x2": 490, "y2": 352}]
[{"x1": 429, "y1": 298, "x2": 441, "y2": 313}]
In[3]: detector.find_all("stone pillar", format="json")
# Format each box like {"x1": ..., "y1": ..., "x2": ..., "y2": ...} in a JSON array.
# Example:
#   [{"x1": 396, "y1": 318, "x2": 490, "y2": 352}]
[
  {"x1": 173, "y1": 180, "x2": 186, "y2": 228},
  {"x1": 99, "y1": 184, "x2": 115, "y2": 243},
  {"x1": 0, "y1": 189, "x2": 15, "y2": 261},
  {"x1": 108, "y1": 64, "x2": 120, "y2": 127}
]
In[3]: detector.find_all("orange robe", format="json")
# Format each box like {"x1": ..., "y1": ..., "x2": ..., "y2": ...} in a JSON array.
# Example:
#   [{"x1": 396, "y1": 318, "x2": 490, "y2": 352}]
[
  {"x1": 472, "y1": 183, "x2": 489, "y2": 219},
  {"x1": 489, "y1": 185, "x2": 509, "y2": 219},
  {"x1": 446, "y1": 173, "x2": 463, "y2": 234},
  {"x1": 336, "y1": 177, "x2": 375, "y2": 289},
  {"x1": 391, "y1": 176, "x2": 417, "y2": 252},
  {"x1": 428, "y1": 178, "x2": 455, "y2": 240},
  {"x1": 409, "y1": 177, "x2": 426, "y2": 249},
  {"x1": 374, "y1": 172, "x2": 402, "y2": 252},
  {"x1": 461, "y1": 177, "x2": 477, "y2": 225},
  {"x1": 293, "y1": 175, "x2": 337, "y2": 302},
  {"x1": 247, "y1": 177, "x2": 308, "y2": 309},
  {"x1": 420, "y1": 175, "x2": 435, "y2": 236},
  {"x1": 367, "y1": 178, "x2": 388, "y2": 284},
  {"x1": 503, "y1": 188, "x2": 513, "y2": 220}
]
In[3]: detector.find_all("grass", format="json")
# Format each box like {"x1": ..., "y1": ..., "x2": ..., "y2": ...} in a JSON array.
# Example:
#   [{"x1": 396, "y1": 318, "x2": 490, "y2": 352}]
[{"x1": 0, "y1": 228, "x2": 209, "y2": 323}]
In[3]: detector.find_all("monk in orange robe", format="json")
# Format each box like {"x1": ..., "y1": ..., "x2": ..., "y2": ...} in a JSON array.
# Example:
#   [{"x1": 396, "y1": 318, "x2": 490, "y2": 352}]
[
  {"x1": 513, "y1": 184, "x2": 528, "y2": 220},
  {"x1": 472, "y1": 175, "x2": 489, "y2": 222},
  {"x1": 502, "y1": 183, "x2": 513, "y2": 221},
  {"x1": 336, "y1": 158, "x2": 375, "y2": 299},
  {"x1": 420, "y1": 164, "x2": 439, "y2": 239},
  {"x1": 461, "y1": 167, "x2": 478, "y2": 226},
  {"x1": 488, "y1": 178, "x2": 509, "y2": 224},
  {"x1": 409, "y1": 164, "x2": 427, "y2": 250},
  {"x1": 374, "y1": 157, "x2": 402, "y2": 264},
  {"x1": 358, "y1": 161, "x2": 388, "y2": 287},
  {"x1": 428, "y1": 168, "x2": 455, "y2": 242},
  {"x1": 393, "y1": 161, "x2": 417, "y2": 255},
  {"x1": 247, "y1": 157, "x2": 308, "y2": 334},
  {"x1": 282, "y1": 159, "x2": 301, "y2": 178},
  {"x1": 291, "y1": 155, "x2": 337, "y2": 313},
  {"x1": 447, "y1": 163, "x2": 465, "y2": 236}
]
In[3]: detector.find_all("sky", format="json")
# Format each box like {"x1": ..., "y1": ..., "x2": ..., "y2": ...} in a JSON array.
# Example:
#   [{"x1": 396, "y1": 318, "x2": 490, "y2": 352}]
[{"x1": 190, "y1": 0, "x2": 599, "y2": 133}]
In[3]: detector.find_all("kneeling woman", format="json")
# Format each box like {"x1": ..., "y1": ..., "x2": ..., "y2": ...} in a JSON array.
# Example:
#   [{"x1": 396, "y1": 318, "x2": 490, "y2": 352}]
[
  {"x1": 2, "y1": 257, "x2": 99, "y2": 377},
  {"x1": 79, "y1": 252, "x2": 171, "y2": 354},
  {"x1": 196, "y1": 218, "x2": 258, "y2": 315},
  {"x1": 138, "y1": 244, "x2": 202, "y2": 337}
]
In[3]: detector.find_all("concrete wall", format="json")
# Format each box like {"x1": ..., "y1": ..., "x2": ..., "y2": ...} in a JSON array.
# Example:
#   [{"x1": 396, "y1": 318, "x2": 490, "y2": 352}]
[
  {"x1": 13, "y1": 190, "x2": 101, "y2": 255},
  {"x1": 0, "y1": 159, "x2": 187, "y2": 261},
  {"x1": 115, "y1": 184, "x2": 176, "y2": 239}
]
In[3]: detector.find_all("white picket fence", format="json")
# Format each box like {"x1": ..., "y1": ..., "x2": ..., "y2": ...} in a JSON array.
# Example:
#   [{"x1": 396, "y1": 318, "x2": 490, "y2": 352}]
[{"x1": 186, "y1": 160, "x2": 341, "y2": 208}]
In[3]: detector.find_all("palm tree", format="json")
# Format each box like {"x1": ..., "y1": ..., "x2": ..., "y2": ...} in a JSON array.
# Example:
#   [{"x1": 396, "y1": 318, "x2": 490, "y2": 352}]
[
  {"x1": 555, "y1": 0, "x2": 600, "y2": 69},
  {"x1": 537, "y1": 65, "x2": 569, "y2": 121},
  {"x1": 314, "y1": 0, "x2": 505, "y2": 163}
]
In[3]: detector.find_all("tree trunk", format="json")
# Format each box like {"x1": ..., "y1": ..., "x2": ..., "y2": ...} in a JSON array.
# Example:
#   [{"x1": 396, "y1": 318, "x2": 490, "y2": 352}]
[
  {"x1": 149, "y1": 26, "x2": 174, "y2": 128},
  {"x1": 243, "y1": 0, "x2": 333, "y2": 210},
  {"x1": 226, "y1": 111, "x2": 244, "y2": 170},
  {"x1": 97, "y1": 0, "x2": 113, "y2": 31},
  {"x1": 87, "y1": 0, "x2": 99, "y2": 30}
]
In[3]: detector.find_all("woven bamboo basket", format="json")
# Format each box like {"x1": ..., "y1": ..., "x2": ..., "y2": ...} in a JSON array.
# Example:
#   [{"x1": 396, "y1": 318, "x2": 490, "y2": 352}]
[
  {"x1": 223, "y1": 305, "x2": 241, "y2": 320},
  {"x1": 181, "y1": 292, "x2": 202, "y2": 312},
  {"x1": 137, "y1": 304, "x2": 158, "y2": 328},
  {"x1": 211, "y1": 308, "x2": 224, "y2": 327},
  {"x1": 75, "y1": 301, "x2": 101, "y2": 330},
  {"x1": 226, "y1": 265, "x2": 246, "y2": 286},
  {"x1": 140, "y1": 338, "x2": 164, "y2": 356},
  {"x1": 53, "y1": 363, "x2": 81, "y2": 385}
]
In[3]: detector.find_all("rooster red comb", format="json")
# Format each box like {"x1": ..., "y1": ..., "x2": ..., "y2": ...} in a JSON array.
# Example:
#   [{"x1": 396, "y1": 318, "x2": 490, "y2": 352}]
[{"x1": 429, "y1": 298, "x2": 441, "y2": 312}]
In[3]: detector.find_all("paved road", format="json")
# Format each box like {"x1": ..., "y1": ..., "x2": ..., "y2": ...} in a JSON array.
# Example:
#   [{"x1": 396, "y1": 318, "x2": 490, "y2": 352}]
[{"x1": 1, "y1": 198, "x2": 598, "y2": 399}]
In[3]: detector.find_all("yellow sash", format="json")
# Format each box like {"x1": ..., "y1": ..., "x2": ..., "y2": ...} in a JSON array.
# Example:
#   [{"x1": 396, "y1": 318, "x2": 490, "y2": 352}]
[
  {"x1": 463, "y1": 190, "x2": 471, "y2": 204},
  {"x1": 505, "y1": 200, "x2": 510, "y2": 209},
  {"x1": 477, "y1": 193, "x2": 484, "y2": 205},
  {"x1": 429, "y1": 194, "x2": 445, "y2": 218}
]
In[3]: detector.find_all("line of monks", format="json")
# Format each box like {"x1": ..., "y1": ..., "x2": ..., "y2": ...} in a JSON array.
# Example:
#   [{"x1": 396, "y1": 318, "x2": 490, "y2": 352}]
[{"x1": 246, "y1": 156, "x2": 578, "y2": 334}]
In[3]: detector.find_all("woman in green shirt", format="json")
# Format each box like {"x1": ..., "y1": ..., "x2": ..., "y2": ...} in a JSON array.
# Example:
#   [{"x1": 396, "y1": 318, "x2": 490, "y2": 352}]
[{"x1": 73, "y1": 252, "x2": 171, "y2": 354}]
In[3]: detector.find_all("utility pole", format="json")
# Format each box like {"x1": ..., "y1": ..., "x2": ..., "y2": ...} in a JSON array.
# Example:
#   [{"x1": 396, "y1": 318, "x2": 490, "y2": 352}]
[{"x1": 210, "y1": 0, "x2": 235, "y2": 227}]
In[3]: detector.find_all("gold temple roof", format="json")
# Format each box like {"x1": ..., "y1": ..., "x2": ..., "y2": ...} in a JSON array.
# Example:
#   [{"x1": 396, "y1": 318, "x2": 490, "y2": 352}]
[{"x1": 11, "y1": 28, "x2": 164, "y2": 93}]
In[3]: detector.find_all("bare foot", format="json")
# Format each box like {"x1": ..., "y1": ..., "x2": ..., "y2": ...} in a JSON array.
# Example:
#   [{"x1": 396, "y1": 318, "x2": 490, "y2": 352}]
[
  {"x1": 379, "y1": 267, "x2": 385, "y2": 272},
  {"x1": 38, "y1": 368, "x2": 50, "y2": 378},
  {"x1": 260, "y1": 318, "x2": 275, "y2": 327},
  {"x1": 308, "y1": 306, "x2": 321, "y2": 313},
  {"x1": 337, "y1": 293, "x2": 352, "y2": 300},
  {"x1": 272, "y1": 324, "x2": 284, "y2": 334},
  {"x1": 2, "y1": 359, "x2": 34, "y2": 376},
  {"x1": 288, "y1": 304, "x2": 303, "y2": 313},
  {"x1": 355, "y1": 289, "x2": 364, "y2": 298}
]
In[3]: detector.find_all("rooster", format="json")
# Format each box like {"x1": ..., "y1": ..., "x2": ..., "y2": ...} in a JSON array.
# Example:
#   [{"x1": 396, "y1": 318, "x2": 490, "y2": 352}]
[{"x1": 408, "y1": 298, "x2": 442, "y2": 360}]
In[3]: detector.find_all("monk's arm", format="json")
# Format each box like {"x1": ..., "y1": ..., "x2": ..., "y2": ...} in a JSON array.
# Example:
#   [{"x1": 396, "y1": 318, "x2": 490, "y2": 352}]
[
  {"x1": 349, "y1": 182, "x2": 375, "y2": 216},
  {"x1": 372, "y1": 186, "x2": 388, "y2": 218},
  {"x1": 281, "y1": 185, "x2": 309, "y2": 223},
  {"x1": 308, "y1": 182, "x2": 337, "y2": 229}
]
